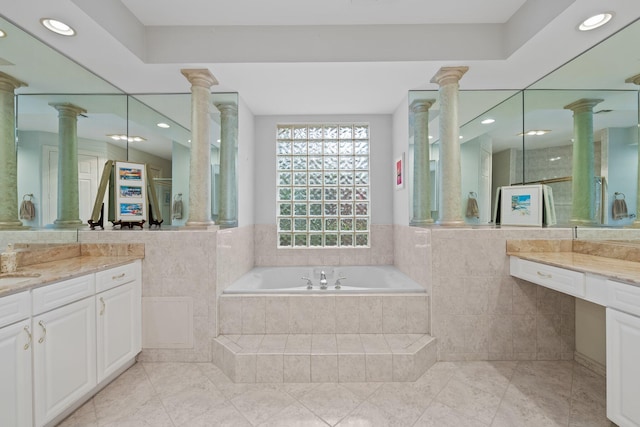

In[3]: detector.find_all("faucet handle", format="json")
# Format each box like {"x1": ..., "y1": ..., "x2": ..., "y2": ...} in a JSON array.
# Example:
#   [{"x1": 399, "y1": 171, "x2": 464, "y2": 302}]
[
  {"x1": 301, "y1": 276, "x2": 313, "y2": 289},
  {"x1": 334, "y1": 277, "x2": 346, "y2": 289}
]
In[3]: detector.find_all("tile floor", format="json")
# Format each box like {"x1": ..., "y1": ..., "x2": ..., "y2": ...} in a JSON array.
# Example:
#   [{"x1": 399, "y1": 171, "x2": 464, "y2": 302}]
[{"x1": 58, "y1": 360, "x2": 614, "y2": 426}]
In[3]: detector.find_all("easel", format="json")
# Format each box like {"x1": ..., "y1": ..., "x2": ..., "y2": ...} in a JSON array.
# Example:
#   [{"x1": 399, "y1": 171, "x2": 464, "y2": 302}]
[{"x1": 88, "y1": 160, "x2": 163, "y2": 229}]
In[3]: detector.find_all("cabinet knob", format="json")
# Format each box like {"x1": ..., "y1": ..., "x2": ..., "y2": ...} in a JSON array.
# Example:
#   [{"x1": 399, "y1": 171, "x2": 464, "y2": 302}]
[
  {"x1": 38, "y1": 320, "x2": 47, "y2": 344},
  {"x1": 23, "y1": 325, "x2": 32, "y2": 350},
  {"x1": 100, "y1": 297, "x2": 106, "y2": 316},
  {"x1": 112, "y1": 273, "x2": 126, "y2": 280}
]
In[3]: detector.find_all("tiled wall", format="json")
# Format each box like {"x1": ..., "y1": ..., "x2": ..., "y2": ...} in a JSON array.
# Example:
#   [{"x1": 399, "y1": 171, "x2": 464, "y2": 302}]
[{"x1": 216, "y1": 225, "x2": 255, "y2": 295}]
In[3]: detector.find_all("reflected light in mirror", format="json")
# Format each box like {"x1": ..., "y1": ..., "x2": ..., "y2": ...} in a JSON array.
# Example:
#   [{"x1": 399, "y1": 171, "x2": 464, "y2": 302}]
[
  {"x1": 157, "y1": 122, "x2": 170, "y2": 128},
  {"x1": 40, "y1": 18, "x2": 76, "y2": 36}
]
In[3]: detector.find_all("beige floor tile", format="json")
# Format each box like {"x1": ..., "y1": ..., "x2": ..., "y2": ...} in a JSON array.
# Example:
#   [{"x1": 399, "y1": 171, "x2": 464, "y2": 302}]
[
  {"x1": 184, "y1": 401, "x2": 253, "y2": 426},
  {"x1": 365, "y1": 382, "x2": 432, "y2": 426},
  {"x1": 435, "y1": 378, "x2": 503, "y2": 425},
  {"x1": 298, "y1": 383, "x2": 364, "y2": 426},
  {"x1": 56, "y1": 399, "x2": 97, "y2": 427},
  {"x1": 258, "y1": 402, "x2": 329, "y2": 426},
  {"x1": 414, "y1": 401, "x2": 489, "y2": 426},
  {"x1": 230, "y1": 385, "x2": 295, "y2": 425},
  {"x1": 452, "y1": 361, "x2": 516, "y2": 397},
  {"x1": 336, "y1": 400, "x2": 411, "y2": 426},
  {"x1": 160, "y1": 381, "x2": 226, "y2": 426}
]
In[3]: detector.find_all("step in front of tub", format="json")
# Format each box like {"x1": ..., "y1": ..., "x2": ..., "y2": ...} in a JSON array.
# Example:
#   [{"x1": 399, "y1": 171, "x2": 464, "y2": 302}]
[{"x1": 212, "y1": 333, "x2": 436, "y2": 383}]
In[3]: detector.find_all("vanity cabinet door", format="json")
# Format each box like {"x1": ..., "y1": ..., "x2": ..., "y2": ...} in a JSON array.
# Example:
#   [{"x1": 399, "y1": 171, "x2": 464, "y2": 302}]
[
  {"x1": 0, "y1": 319, "x2": 33, "y2": 427},
  {"x1": 97, "y1": 280, "x2": 141, "y2": 382},
  {"x1": 607, "y1": 307, "x2": 640, "y2": 427},
  {"x1": 33, "y1": 297, "x2": 96, "y2": 427}
]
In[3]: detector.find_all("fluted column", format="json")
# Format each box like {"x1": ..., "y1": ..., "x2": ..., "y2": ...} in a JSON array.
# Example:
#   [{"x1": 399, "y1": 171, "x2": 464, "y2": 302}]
[
  {"x1": 215, "y1": 102, "x2": 238, "y2": 228},
  {"x1": 410, "y1": 99, "x2": 436, "y2": 226},
  {"x1": 625, "y1": 73, "x2": 640, "y2": 228},
  {"x1": 181, "y1": 69, "x2": 218, "y2": 227},
  {"x1": 49, "y1": 102, "x2": 86, "y2": 228},
  {"x1": 430, "y1": 66, "x2": 468, "y2": 226},
  {"x1": 564, "y1": 98, "x2": 603, "y2": 225},
  {"x1": 0, "y1": 72, "x2": 27, "y2": 230}
]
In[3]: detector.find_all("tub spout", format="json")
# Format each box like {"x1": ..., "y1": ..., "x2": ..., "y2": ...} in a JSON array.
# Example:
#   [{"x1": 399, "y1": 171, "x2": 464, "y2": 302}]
[{"x1": 320, "y1": 271, "x2": 328, "y2": 289}]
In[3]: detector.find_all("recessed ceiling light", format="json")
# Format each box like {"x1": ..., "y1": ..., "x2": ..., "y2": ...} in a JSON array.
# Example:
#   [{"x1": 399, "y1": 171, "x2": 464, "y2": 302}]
[
  {"x1": 40, "y1": 18, "x2": 76, "y2": 36},
  {"x1": 481, "y1": 118, "x2": 495, "y2": 125},
  {"x1": 0, "y1": 29, "x2": 6, "y2": 38},
  {"x1": 157, "y1": 122, "x2": 170, "y2": 128},
  {"x1": 578, "y1": 13, "x2": 613, "y2": 31}
]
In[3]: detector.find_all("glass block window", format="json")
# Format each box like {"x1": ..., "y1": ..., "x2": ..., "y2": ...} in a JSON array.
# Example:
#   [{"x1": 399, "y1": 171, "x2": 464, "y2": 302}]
[{"x1": 277, "y1": 124, "x2": 370, "y2": 248}]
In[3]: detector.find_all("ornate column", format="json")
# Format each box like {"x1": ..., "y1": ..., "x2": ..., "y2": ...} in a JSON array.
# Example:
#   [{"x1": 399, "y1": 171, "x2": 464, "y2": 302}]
[
  {"x1": 625, "y1": 73, "x2": 640, "y2": 228},
  {"x1": 181, "y1": 69, "x2": 218, "y2": 227},
  {"x1": 410, "y1": 99, "x2": 436, "y2": 226},
  {"x1": 0, "y1": 72, "x2": 27, "y2": 229},
  {"x1": 430, "y1": 66, "x2": 468, "y2": 226},
  {"x1": 215, "y1": 102, "x2": 238, "y2": 228},
  {"x1": 49, "y1": 102, "x2": 86, "y2": 228},
  {"x1": 564, "y1": 98, "x2": 603, "y2": 225}
]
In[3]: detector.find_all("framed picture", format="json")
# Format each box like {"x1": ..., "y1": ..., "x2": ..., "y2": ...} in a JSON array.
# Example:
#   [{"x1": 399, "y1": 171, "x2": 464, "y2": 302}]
[
  {"x1": 500, "y1": 185, "x2": 543, "y2": 226},
  {"x1": 395, "y1": 153, "x2": 405, "y2": 190},
  {"x1": 115, "y1": 161, "x2": 147, "y2": 222}
]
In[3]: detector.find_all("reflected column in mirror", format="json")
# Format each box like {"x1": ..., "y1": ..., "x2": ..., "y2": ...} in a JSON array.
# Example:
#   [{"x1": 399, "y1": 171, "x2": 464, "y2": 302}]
[
  {"x1": 409, "y1": 99, "x2": 436, "y2": 226},
  {"x1": 625, "y1": 74, "x2": 640, "y2": 228}
]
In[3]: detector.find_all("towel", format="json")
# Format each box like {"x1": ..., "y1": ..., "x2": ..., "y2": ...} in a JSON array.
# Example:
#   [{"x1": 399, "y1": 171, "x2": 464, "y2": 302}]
[
  {"x1": 19, "y1": 198, "x2": 35, "y2": 220},
  {"x1": 172, "y1": 198, "x2": 183, "y2": 219},
  {"x1": 466, "y1": 196, "x2": 479, "y2": 219},
  {"x1": 612, "y1": 198, "x2": 628, "y2": 220}
]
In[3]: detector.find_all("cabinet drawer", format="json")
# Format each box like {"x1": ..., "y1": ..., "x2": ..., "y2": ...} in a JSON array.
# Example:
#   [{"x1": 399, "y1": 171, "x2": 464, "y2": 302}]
[
  {"x1": 32, "y1": 275, "x2": 95, "y2": 315},
  {"x1": 510, "y1": 257, "x2": 585, "y2": 297},
  {"x1": 0, "y1": 290, "x2": 31, "y2": 328},
  {"x1": 608, "y1": 280, "x2": 640, "y2": 317},
  {"x1": 95, "y1": 262, "x2": 139, "y2": 293}
]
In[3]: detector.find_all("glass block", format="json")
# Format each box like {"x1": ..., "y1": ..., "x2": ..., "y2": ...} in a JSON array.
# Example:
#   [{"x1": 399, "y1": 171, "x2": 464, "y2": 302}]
[
  {"x1": 324, "y1": 172, "x2": 338, "y2": 185},
  {"x1": 340, "y1": 234, "x2": 354, "y2": 247},
  {"x1": 324, "y1": 141, "x2": 338, "y2": 155},
  {"x1": 309, "y1": 218, "x2": 322, "y2": 231},
  {"x1": 340, "y1": 188, "x2": 353, "y2": 200},
  {"x1": 356, "y1": 202, "x2": 368, "y2": 215},
  {"x1": 354, "y1": 156, "x2": 369, "y2": 170},
  {"x1": 325, "y1": 218, "x2": 338, "y2": 231},
  {"x1": 355, "y1": 218, "x2": 368, "y2": 231},
  {"x1": 325, "y1": 203, "x2": 338, "y2": 215},
  {"x1": 354, "y1": 141, "x2": 369, "y2": 154},
  {"x1": 308, "y1": 126, "x2": 323, "y2": 139},
  {"x1": 279, "y1": 203, "x2": 291, "y2": 216},
  {"x1": 293, "y1": 142, "x2": 307, "y2": 155},
  {"x1": 355, "y1": 233, "x2": 369, "y2": 247},
  {"x1": 339, "y1": 157, "x2": 354, "y2": 170},
  {"x1": 279, "y1": 218, "x2": 291, "y2": 231},
  {"x1": 294, "y1": 204, "x2": 307, "y2": 216},
  {"x1": 279, "y1": 172, "x2": 291, "y2": 185},
  {"x1": 294, "y1": 234, "x2": 307, "y2": 247},
  {"x1": 324, "y1": 188, "x2": 337, "y2": 200},
  {"x1": 294, "y1": 218, "x2": 307, "y2": 231},
  {"x1": 277, "y1": 127, "x2": 292, "y2": 139},
  {"x1": 308, "y1": 142, "x2": 322, "y2": 155},
  {"x1": 309, "y1": 234, "x2": 323, "y2": 247},
  {"x1": 339, "y1": 125, "x2": 353, "y2": 139},
  {"x1": 309, "y1": 188, "x2": 322, "y2": 201},
  {"x1": 325, "y1": 234, "x2": 338, "y2": 247},
  {"x1": 278, "y1": 157, "x2": 291, "y2": 170},
  {"x1": 293, "y1": 189, "x2": 307, "y2": 200},
  {"x1": 308, "y1": 156, "x2": 322, "y2": 170},
  {"x1": 339, "y1": 141, "x2": 353, "y2": 155},
  {"x1": 355, "y1": 187, "x2": 368, "y2": 200},
  {"x1": 293, "y1": 126, "x2": 307, "y2": 139},
  {"x1": 324, "y1": 125, "x2": 338, "y2": 139},
  {"x1": 340, "y1": 218, "x2": 353, "y2": 231},
  {"x1": 278, "y1": 188, "x2": 291, "y2": 201},
  {"x1": 309, "y1": 203, "x2": 322, "y2": 215},
  {"x1": 354, "y1": 125, "x2": 369, "y2": 139},
  {"x1": 324, "y1": 156, "x2": 338, "y2": 170},
  {"x1": 340, "y1": 203, "x2": 353, "y2": 216},
  {"x1": 309, "y1": 172, "x2": 323, "y2": 185},
  {"x1": 355, "y1": 171, "x2": 369, "y2": 185},
  {"x1": 294, "y1": 172, "x2": 307, "y2": 186},
  {"x1": 293, "y1": 156, "x2": 307, "y2": 170},
  {"x1": 277, "y1": 141, "x2": 292, "y2": 155},
  {"x1": 339, "y1": 172, "x2": 354, "y2": 186},
  {"x1": 279, "y1": 233, "x2": 292, "y2": 247}
]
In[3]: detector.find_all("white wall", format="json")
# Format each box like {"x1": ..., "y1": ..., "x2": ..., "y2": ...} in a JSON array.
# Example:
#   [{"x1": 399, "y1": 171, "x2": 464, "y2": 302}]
[
  {"x1": 253, "y1": 114, "x2": 393, "y2": 225},
  {"x1": 603, "y1": 127, "x2": 638, "y2": 225},
  {"x1": 392, "y1": 95, "x2": 410, "y2": 226},
  {"x1": 171, "y1": 141, "x2": 190, "y2": 226},
  {"x1": 238, "y1": 97, "x2": 255, "y2": 226}
]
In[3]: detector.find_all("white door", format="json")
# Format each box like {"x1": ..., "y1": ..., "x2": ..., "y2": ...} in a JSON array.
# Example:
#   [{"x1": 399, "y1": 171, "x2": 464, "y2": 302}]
[
  {"x1": 0, "y1": 319, "x2": 33, "y2": 427},
  {"x1": 33, "y1": 297, "x2": 96, "y2": 427},
  {"x1": 97, "y1": 281, "x2": 141, "y2": 382},
  {"x1": 607, "y1": 307, "x2": 640, "y2": 427}
]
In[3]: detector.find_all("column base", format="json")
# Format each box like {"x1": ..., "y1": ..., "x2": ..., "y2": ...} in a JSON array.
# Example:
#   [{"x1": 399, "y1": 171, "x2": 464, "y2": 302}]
[
  {"x1": 0, "y1": 220, "x2": 27, "y2": 230},
  {"x1": 52, "y1": 219, "x2": 84, "y2": 229},
  {"x1": 184, "y1": 220, "x2": 218, "y2": 230},
  {"x1": 630, "y1": 220, "x2": 640, "y2": 229},
  {"x1": 410, "y1": 219, "x2": 434, "y2": 228},
  {"x1": 435, "y1": 219, "x2": 467, "y2": 227},
  {"x1": 570, "y1": 218, "x2": 597, "y2": 226},
  {"x1": 217, "y1": 219, "x2": 238, "y2": 229}
]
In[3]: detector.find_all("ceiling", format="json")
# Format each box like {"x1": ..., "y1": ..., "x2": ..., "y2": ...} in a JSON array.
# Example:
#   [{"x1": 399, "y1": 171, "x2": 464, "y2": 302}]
[{"x1": 1, "y1": 0, "x2": 639, "y2": 116}]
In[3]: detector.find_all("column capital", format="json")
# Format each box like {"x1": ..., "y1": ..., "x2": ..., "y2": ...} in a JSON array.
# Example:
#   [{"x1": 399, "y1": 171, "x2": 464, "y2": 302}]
[
  {"x1": 49, "y1": 102, "x2": 87, "y2": 117},
  {"x1": 410, "y1": 99, "x2": 436, "y2": 113},
  {"x1": 215, "y1": 102, "x2": 238, "y2": 115},
  {"x1": 430, "y1": 66, "x2": 469, "y2": 87},
  {"x1": 563, "y1": 98, "x2": 604, "y2": 113},
  {"x1": 625, "y1": 73, "x2": 640, "y2": 86},
  {"x1": 181, "y1": 68, "x2": 219, "y2": 89},
  {"x1": 0, "y1": 72, "x2": 27, "y2": 92}
]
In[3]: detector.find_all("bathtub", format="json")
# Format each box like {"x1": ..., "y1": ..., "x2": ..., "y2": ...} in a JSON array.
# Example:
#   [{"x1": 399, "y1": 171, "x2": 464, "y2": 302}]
[{"x1": 223, "y1": 265, "x2": 426, "y2": 294}]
